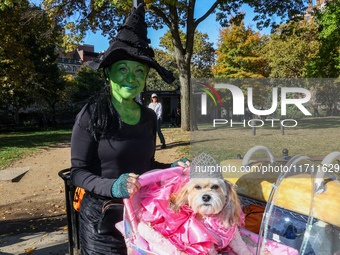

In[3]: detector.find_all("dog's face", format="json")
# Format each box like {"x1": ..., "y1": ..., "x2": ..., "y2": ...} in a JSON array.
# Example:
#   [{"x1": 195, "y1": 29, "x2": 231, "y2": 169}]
[
  {"x1": 171, "y1": 178, "x2": 241, "y2": 227},
  {"x1": 187, "y1": 178, "x2": 227, "y2": 216}
]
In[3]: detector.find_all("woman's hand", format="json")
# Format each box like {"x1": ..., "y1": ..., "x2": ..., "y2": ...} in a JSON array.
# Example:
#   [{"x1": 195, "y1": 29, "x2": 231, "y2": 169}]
[
  {"x1": 111, "y1": 173, "x2": 141, "y2": 198},
  {"x1": 126, "y1": 173, "x2": 141, "y2": 196},
  {"x1": 177, "y1": 160, "x2": 190, "y2": 168},
  {"x1": 171, "y1": 158, "x2": 191, "y2": 168}
]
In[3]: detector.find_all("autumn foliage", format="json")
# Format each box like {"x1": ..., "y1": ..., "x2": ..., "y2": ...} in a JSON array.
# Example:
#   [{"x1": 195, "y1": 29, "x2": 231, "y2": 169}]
[{"x1": 213, "y1": 22, "x2": 269, "y2": 78}]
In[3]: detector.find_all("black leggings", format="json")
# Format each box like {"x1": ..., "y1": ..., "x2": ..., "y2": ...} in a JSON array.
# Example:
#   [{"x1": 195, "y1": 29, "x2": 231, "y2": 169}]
[{"x1": 79, "y1": 193, "x2": 127, "y2": 255}]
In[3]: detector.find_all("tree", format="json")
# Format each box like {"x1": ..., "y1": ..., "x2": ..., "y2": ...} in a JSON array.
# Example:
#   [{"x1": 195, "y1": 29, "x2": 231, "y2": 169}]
[
  {"x1": 314, "y1": 80, "x2": 340, "y2": 116},
  {"x1": 160, "y1": 29, "x2": 215, "y2": 79},
  {"x1": 28, "y1": 12, "x2": 65, "y2": 127},
  {"x1": 0, "y1": 0, "x2": 36, "y2": 124},
  {"x1": 71, "y1": 66, "x2": 105, "y2": 103},
  {"x1": 261, "y1": 20, "x2": 320, "y2": 78},
  {"x1": 212, "y1": 22, "x2": 269, "y2": 118},
  {"x1": 42, "y1": 0, "x2": 308, "y2": 130},
  {"x1": 307, "y1": 0, "x2": 340, "y2": 78},
  {"x1": 147, "y1": 29, "x2": 214, "y2": 95},
  {"x1": 146, "y1": 48, "x2": 179, "y2": 92},
  {"x1": 0, "y1": 0, "x2": 64, "y2": 125},
  {"x1": 213, "y1": 21, "x2": 268, "y2": 78},
  {"x1": 305, "y1": 1, "x2": 340, "y2": 116}
]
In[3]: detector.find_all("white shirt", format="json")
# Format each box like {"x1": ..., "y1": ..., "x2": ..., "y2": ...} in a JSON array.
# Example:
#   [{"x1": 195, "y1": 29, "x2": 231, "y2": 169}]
[{"x1": 148, "y1": 102, "x2": 162, "y2": 120}]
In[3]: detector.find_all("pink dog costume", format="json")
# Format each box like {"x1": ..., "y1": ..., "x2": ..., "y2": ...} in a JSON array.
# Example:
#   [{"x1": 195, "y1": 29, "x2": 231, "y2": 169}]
[
  {"x1": 115, "y1": 167, "x2": 244, "y2": 254},
  {"x1": 116, "y1": 167, "x2": 299, "y2": 255},
  {"x1": 139, "y1": 170, "x2": 241, "y2": 254}
]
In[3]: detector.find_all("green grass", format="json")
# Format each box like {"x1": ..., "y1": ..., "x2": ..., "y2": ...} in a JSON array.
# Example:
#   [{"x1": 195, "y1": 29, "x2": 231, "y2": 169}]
[
  {"x1": 165, "y1": 117, "x2": 340, "y2": 164},
  {"x1": 1, "y1": 116, "x2": 339, "y2": 169},
  {"x1": 163, "y1": 127, "x2": 190, "y2": 159},
  {"x1": 0, "y1": 129, "x2": 72, "y2": 169}
]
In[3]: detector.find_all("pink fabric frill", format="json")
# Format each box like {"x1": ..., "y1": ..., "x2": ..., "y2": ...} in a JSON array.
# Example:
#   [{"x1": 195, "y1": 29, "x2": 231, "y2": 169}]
[{"x1": 137, "y1": 174, "x2": 239, "y2": 255}]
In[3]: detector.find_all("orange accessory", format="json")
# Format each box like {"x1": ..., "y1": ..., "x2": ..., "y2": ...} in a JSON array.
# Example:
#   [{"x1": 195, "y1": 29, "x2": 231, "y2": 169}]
[
  {"x1": 73, "y1": 187, "x2": 85, "y2": 212},
  {"x1": 243, "y1": 204, "x2": 265, "y2": 234}
]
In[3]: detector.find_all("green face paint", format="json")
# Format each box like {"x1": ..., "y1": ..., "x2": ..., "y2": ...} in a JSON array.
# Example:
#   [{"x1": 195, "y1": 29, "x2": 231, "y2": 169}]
[{"x1": 106, "y1": 60, "x2": 149, "y2": 102}]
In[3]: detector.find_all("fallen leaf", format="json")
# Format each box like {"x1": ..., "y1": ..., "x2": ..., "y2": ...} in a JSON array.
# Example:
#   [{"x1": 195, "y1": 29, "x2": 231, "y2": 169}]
[{"x1": 24, "y1": 247, "x2": 36, "y2": 253}]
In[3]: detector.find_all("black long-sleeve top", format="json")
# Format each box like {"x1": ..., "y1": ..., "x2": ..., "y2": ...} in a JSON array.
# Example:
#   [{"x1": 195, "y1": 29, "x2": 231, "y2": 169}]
[{"x1": 70, "y1": 103, "x2": 170, "y2": 199}]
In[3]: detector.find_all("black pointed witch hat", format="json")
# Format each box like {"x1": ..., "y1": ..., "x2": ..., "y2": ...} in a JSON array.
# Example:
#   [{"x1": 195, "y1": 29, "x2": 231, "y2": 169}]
[{"x1": 86, "y1": 3, "x2": 175, "y2": 84}]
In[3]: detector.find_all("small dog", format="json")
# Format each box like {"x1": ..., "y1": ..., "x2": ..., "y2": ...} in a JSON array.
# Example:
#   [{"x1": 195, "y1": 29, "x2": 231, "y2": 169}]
[{"x1": 171, "y1": 178, "x2": 253, "y2": 255}]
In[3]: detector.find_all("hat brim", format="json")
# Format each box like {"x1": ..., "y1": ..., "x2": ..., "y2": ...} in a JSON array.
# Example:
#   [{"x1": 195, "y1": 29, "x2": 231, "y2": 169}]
[{"x1": 86, "y1": 41, "x2": 175, "y2": 84}]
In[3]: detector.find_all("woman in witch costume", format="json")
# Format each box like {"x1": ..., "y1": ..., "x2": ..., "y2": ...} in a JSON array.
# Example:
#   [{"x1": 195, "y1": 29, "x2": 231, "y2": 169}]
[{"x1": 70, "y1": 4, "x2": 188, "y2": 254}]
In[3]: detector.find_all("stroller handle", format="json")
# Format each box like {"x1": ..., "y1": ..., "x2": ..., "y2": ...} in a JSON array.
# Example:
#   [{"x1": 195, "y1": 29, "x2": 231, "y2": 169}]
[{"x1": 137, "y1": 166, "x2": 187, "y2": 187}]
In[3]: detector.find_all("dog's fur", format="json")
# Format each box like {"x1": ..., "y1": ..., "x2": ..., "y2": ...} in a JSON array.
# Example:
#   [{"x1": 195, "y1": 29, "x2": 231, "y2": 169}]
[{"x1": 170, "y1": 178, "x2": 253, "y2": 255}]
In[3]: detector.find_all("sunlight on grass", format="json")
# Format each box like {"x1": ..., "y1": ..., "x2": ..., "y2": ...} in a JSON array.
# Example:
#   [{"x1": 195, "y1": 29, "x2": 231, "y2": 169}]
[
  {"x1": 162, "y1": 117, "x2": 340, "y2": 164},
  {"x1": 162, "y1": 127, "x2": 190, "y2": 159},
  {"x1": 0, "y1": 129, "x2": 72, "y2": 169},
  {"x1": 191, "y1": 117, "x2": 340, "y2": 163},
  {"x1": 2, "y1": 117, "x2": 339, "y2": 170}
]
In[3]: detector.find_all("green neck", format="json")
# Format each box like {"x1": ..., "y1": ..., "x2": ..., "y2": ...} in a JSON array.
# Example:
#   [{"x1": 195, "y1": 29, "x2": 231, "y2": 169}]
[{"x1": 111, "y1": 94, "x2": 141, "y2": 125}]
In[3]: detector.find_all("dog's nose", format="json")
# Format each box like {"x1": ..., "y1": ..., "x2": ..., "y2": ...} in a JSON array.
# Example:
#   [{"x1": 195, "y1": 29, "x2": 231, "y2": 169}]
[{"x1": 202, "y1": 194, "x2": 211, "y2": 202}]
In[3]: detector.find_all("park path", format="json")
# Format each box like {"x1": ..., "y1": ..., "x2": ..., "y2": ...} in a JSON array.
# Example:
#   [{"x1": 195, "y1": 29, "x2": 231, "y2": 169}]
[{"x1": 0, "y1": 130, "x2": 180, "y2": 254}]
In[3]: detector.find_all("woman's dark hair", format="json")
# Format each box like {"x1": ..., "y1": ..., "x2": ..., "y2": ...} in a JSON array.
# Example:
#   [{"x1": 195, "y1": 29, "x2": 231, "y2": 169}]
[{"x1": 87, "y1": 77, "x2": 122, "y2": 141}]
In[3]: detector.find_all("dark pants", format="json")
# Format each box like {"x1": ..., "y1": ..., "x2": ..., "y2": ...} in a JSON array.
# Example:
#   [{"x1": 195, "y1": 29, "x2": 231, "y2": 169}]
[
  {"x1": 157, "y1": 118, "x2": 165, "y2": 144},
  {"x1": 79, "y1": 193, "x2": 127, "y2": 255}
]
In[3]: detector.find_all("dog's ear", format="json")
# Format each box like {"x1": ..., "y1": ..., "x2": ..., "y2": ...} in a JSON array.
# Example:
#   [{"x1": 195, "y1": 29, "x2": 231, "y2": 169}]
[
  {"x1": 170, "y1": 184, "x2": 189, "y2": 212},
  {"x1": 220, "y1": 180, "x2": 242, "y2": 227}
]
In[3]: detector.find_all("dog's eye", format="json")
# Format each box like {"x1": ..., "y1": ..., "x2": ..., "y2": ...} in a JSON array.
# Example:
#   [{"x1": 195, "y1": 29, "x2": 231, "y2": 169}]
[
  {"x1": 194, "y1": 185, "x2": 202, "y2": 190},
  {"x1": 211, "y1": 185, "x2": 219, "y2": 190}
]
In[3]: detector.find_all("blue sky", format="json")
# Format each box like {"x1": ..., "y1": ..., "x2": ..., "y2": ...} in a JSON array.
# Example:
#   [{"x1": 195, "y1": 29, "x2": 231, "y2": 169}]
[
  {"x1": 84, "y1": 3, "x2": 275, "y2": 52},
  {"x1": 31, "y1": 1, "x2": 275, "y2": 52}
]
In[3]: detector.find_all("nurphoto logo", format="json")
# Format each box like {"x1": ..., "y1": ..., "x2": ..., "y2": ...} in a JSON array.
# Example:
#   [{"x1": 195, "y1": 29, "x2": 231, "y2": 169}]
[{"x1": 195, "y1": 80, "x2": 312, "y2": 128}]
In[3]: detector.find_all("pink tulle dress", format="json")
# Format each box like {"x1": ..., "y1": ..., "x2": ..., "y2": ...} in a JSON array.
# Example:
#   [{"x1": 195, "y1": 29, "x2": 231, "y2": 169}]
[{"x1": 137, "y1": 171, "x2": 241, "y2": 254}]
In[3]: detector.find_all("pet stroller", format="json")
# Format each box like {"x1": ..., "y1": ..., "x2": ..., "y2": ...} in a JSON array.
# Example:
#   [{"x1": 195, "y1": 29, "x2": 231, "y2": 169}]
[
  {"x1": 220, "y1": 146, "x2": 340, "y2": 255},
  {"x1": 117, "y1": 147, "x2": 340, "y2": 255}
]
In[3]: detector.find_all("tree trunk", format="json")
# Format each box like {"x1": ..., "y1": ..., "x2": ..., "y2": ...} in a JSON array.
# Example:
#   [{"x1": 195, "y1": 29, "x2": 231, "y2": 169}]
[
  {"x1": 51, "y1": 102, "x2": 57, "y2": 127},
  {"x1": 165, "y1": 0, "x2": 199, "y2": 131},
  {"x1": 13, "y1": 105, "x2": 20, "y2": 125},
  {"x1": 179, "y1": 66, "x2": 190, "y2": 131},
  {"x1": 175, "y1": 53, "x2": 191, "y2": 131}
]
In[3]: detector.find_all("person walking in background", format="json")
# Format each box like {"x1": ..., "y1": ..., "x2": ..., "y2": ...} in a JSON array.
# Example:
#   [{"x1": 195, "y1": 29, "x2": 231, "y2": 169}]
[
  {"x1": 314, "y1": 104, "x2": 320, "y2": 117},
  {"x1": 148, "y1": 93, "x2": 166, "y2": 149}
]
